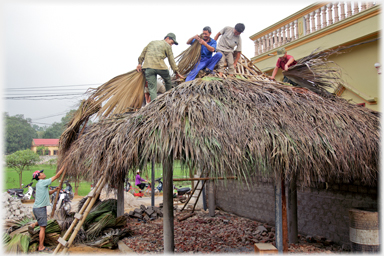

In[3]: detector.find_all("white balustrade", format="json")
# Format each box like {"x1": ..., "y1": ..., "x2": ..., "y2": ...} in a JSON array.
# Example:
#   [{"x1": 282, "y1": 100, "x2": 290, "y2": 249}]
[
  {"x1": 310, "y1": 12, "x2": 316, "y2": 33},
  {"x1": 334, "y1": 2, "x2": 340, "y2": 23},
  {"x1": 290, "y1": 22, "x2": 295, "y2": 41},
  {"x1": 252, "y1": 2, "x2": 378, "y2": 56},
  {"x1": 353, "y1": 2, "x2": 359, "y2": 14},
  {"x1": 286, "y1": 24, "x2": 290, "y2": 43},
  {"x1": 361, "y1": 2, "x2": 367, "y2": 11},
  {"x1": 321, "y1": 6, "x2": 327, "y2": 28},
  {"x1": 316, "y1": 9, "x2": 321, "y2": 30},
  {"x1": 340, "y1": 2, "x2": 346, "y2": 20},
  {"x1": 305, "y1": 14, "x2": 310, "y2": 34},
  {"x1": 282, "y1": 26, "x2": 287, "y2": 45}
]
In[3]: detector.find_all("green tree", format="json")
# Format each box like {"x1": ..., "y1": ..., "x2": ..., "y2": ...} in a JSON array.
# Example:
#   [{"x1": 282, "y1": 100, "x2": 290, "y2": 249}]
[
  {"x1": 6, "y1": 149, "x2": 40, "y2": 188},
  {"x1": 5, "y1": 113, "x2": 37, "y2": 154},
  {"x1": 42, "y1": 110, "x2": 77, "y2": 139}
]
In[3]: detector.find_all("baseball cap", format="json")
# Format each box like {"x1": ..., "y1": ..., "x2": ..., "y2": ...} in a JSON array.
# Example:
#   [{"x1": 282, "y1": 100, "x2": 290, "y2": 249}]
[
  {"x1": 165, "y1": 33, "x2": 178, "y2": 45},
  {"x1": 277, "y1": 47, "x2": 286, "y2": 57},
  {"x1": 33, "y1": 169, "x2": 44, "y2": 180},
  {"x1": 136, "y1": 170, "x2": 140, "y2": 173}
]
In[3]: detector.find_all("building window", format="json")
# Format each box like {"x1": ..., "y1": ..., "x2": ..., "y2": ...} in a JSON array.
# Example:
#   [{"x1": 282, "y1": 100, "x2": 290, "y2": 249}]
[{"x1": 53, "y1": 150, "x2": 58, "y2": 155}]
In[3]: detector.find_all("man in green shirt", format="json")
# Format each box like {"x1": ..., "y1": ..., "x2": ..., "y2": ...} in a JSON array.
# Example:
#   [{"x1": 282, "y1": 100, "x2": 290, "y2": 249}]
[
  {"x1": 29, "y1": 167, "x2": 64, "y2": 252},
  {"x1": 137, "y1": 32, "x2": 185, "y2": 102}
]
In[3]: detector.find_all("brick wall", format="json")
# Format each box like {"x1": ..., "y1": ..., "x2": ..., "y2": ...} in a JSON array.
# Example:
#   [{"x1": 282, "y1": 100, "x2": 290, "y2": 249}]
[{"x1": 214, "y1": 177, "x2": 378, "y2": 247}]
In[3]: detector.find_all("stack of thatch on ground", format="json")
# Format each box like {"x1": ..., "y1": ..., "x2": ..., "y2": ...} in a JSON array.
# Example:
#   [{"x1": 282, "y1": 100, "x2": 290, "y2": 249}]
[{"x1": 3, "y1": 218, "x2": 61, "y2": 253}]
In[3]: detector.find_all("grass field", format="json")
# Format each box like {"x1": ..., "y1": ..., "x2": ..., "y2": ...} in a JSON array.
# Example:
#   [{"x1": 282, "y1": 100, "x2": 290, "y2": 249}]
[{"x1": 4, "y1": 161, "x2": 192, "y2": 196}]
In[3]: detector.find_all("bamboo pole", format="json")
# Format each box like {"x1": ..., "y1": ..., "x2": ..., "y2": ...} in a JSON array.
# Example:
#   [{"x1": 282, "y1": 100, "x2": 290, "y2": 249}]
[
  {"x1": 53, "y1": 175, "x2": 105, "y2": 254},
  {"x1": 51, "y1": 119, "x2": 90, "y2": 218},
  {"x1": 173, "y1": 176, "x2": 237, "y2": 181},
  {"x1": 50, "y1": 164, "x2": 67, "y2": 218},
  {"x1": 61, "y1": 176, "x2": 107, "y2": 254}
]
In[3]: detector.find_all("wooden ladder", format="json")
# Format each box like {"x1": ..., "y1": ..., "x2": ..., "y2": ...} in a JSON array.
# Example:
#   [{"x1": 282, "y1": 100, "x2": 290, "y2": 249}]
[
  {"x1": 53, "y1": 174, "x2": 107, "y2": 254},
  {"x1": 180, "y1": 178, "x2": 207, "y2": 213}
]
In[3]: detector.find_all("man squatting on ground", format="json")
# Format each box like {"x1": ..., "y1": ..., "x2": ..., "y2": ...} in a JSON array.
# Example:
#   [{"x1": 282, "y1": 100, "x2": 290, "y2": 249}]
[
  {"x1": 214, "y1": 23, "x2": 245, "y2": 77},
  {"x1": 29, "y1": 167, "x2": 64, "y2": 252},
  {"x1": 269, "y1": 47, "x2": 298, "y2": 86},
  {"x1": 185, "y1": 26, "x2": 222, "y2": 81},
  {"x1": 137, "y1": 33, "x2": 185, "y2": 102}
]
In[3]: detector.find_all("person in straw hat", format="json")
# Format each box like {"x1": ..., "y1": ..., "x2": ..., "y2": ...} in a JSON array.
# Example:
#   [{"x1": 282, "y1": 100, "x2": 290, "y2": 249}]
[
  {"x1": 137, "y1": 33, "x2": 185, "y2": 102},
  {"x1": 214, "y1": 23, "x2": 245, "y2": 77},
  {"x1": 269, "y1": 47, "x2": 298, "y2": 86}
]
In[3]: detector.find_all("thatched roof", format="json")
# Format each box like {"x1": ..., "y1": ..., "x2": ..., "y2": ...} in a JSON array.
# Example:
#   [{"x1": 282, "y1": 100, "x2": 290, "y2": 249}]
[{"x1": 60, "y1": 77, "x2": 379, "y2": 188}]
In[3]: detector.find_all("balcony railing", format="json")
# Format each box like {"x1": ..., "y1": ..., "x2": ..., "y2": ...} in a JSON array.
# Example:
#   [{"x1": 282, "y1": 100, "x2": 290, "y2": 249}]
[{"x1": 252, "y1": 2, "x2": 378, "y2": 57}]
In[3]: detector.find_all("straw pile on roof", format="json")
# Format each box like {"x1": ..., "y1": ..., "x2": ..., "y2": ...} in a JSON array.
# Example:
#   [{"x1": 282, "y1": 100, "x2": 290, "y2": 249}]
[{"x1": 60, "y1": 76, "x2": 379, "y2": 188}]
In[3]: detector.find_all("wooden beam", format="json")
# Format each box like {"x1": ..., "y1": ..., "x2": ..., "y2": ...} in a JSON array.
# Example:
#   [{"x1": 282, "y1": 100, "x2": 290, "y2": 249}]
[
  {"x1": 173, "y1": 176, "x2": 237, "y2": 181},
  {"x1": 163, "y1": 157, "x2": 174, "y2": 253}
]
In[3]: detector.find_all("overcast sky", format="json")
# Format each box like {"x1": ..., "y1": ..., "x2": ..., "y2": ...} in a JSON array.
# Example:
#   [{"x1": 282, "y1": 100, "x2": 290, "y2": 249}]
[{"x1": 2, "y1": 0, "x2": 310, "y2": 126}]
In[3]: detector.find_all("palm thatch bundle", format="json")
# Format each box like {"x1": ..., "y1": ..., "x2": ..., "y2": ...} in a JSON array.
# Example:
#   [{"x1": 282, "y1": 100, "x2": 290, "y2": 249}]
[
  {"x1": 61, "y1": 77, "x2": 379, "y2": 189},
  {"x1": 85, "y1": 213, "x2": 116, "y2": 240},
  {"x1": 86, "y1": 70, "x2": 145, "y2": 118},
  {"x1": 283, "y1": 38, "x2": 379, "y2": 98},
  {"x1": 83, "y1": 199, "x2": 117, "y2": 229},
  {"x1": 174, "y1": 35, "x2": 202, "y2": 77},
  {"x1": 85, "y1": 228, "x2": 132, "y2": 249},
  {"x1": 58, "y1": 98, "x2": 100, "y2": 155},
  {"x1": 5, "y1": 233, "x2": 30, "y2": 253}
]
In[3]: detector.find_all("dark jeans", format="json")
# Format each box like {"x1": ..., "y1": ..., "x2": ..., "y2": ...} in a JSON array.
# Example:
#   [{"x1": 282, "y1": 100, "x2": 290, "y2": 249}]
[
  {"x1": 144, "y1": 68, "x2": 172, "y2": 101},
  {"x1": 283, "y1": 76, "x2": 299, "y2": 86}
]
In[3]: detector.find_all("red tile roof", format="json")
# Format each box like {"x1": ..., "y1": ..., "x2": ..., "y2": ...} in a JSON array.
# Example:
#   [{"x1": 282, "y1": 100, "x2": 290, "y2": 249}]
[{"x1": 32, "y1": 139, "x2": 59, "y2": 146}]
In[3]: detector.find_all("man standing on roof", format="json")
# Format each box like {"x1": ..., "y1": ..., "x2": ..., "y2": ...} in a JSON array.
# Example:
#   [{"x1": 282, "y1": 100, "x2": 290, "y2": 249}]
[
  {"x1": 269, "y1": 47, "x2": 298, "y2": 86},
  {"x1": 28, "y1": 168, "x2": 64, "y2": 253},
  {"x1": 137, "y1": 33, "x2": 185, "y2": 102},
  {"x1": 214, "y1": 23, "x2": 245, "y2": 77},
  {"x1": 185, "y1": 26, "x2": 222, "y2": 81}
]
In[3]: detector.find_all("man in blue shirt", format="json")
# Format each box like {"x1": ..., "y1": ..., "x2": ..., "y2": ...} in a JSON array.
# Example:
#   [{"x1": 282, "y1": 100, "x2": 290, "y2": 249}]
[
  {"x1": 28, "y1": 168, "x2": 63, "y2": 252},
  {"x1": 185, "y1": 26, "x2": 223, "y2": 81}
]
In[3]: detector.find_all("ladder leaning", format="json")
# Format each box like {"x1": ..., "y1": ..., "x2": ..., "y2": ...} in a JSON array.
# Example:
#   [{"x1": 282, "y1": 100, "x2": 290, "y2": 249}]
[
  {"x1": 180, "y1": 178, "x2": 207, "y2": 213},
  {"x1": 53, "y1": 174, "x2": 107, "y2": 254}
]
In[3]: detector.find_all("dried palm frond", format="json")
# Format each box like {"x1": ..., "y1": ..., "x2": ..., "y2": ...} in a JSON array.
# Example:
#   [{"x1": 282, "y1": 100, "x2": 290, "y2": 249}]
[
  {"x1": 83, "y1": 199, "x2": 117, "y2": 229},
  {"x1": 283, "y1": 38, "x2": 379, "y2": 98},
  {"x1": 86, "y1": 69, "x2": 145, "y2": 118},
  {"x1": 34, "y1": 220, "x2": 61, "y2": 234},
  {"x1": 85, "y1": 213, "x2": 116, "y2": 240},
  {"x1": 174, "y1": 37, "x2": 202, "y2": 77},
  {"x1": 5, "y1": 233, "x2": 30, "y2": 253},
  {"x1": 30, "y1": 232, "x2": 60, "y2": 246},
  {"x1": 58, "y1": 98, "x2": 101, "y2": 156},
  {"x1": 28, "y1": 242, "x2": 38, "y2": 253},
  {"x1": 78, "y1": 195, "x2": 101, "y2": 212},
  {"x1": 62, "y1": 77, "x2": 379, "y2": 188},
  {"x1": 85, "y1": 228, "x2": 132, "y2": 249},
  {"x1": 283, "y1": 48, "x2": 343, "y2": 98},
  {"x1": 3, "y1": 233, "x2": 11, "y2": 244}
]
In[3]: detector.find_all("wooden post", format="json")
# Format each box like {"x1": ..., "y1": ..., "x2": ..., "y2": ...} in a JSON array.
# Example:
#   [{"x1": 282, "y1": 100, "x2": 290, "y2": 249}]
[
  {"x1": 287, "y1": 174, "x2": 298, "y2": 244},
  {"x1": 208, "y1": 180, "x2": 215, "y2": 217},
  {"x1": 281, "y1": 173, "x2": 288, "y2": 252},
  {"x1": 274, "y1": 173, "x2": 283, "y2": 252},
  {"x1": 50, "y1": 164, "x2": 67, "y2": 218},
  {"x1": 163, "y1": 156, "x2": 174, "y2": 253},
  {"x1": 151, "y1": 157, "x2": 155, "y2": 207},
  {"x1": 117, "y1": 179, "x2": 124, "y2": 217}
]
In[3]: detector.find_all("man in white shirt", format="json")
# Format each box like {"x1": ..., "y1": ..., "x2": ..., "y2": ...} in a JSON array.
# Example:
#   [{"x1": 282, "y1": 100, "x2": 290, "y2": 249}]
[{"x1": 214, "y1": 23, "x2": 245, "y2": 77}]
